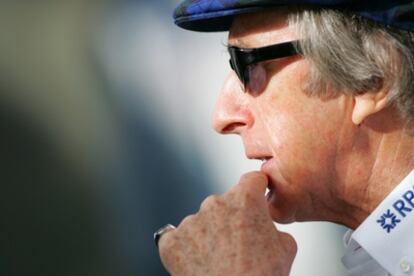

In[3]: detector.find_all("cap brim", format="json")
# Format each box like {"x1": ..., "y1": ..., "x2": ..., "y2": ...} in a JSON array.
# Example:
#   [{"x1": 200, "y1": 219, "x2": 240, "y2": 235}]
[{"x1": 174, "y1": 6, "x2": 267, "y2": 32}]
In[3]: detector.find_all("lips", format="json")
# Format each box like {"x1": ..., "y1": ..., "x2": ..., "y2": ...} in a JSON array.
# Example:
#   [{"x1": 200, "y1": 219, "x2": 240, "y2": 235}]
[
  {"x1": 246, "y1": 154, "x2": 273, "y2": 177},
  {"x1": 246, "y1": 154, "x2": 272, "y2": 163},
  {"x1": 246, "y1": 152, "x2": 275, "y2": 193},
  {"x1": 260, "y1": 157, "x2": 272, "y2": 171},
  {"x1": 246, "y1": 152, "x2": 289, "y2": 221},
  {"x1": 260, "y1": 157, "x2": 274, "y2": 180}
]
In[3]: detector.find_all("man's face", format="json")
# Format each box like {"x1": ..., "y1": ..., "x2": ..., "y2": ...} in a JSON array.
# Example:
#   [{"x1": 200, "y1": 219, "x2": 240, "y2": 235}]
[{"x1": 212, "y1": 10, "x2": 357, "y2": 224}]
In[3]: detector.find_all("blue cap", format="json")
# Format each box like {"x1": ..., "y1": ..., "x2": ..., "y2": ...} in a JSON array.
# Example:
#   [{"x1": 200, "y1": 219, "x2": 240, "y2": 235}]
[{"x1": 173, "y1": 0, "x2": 414, "y2": 32}]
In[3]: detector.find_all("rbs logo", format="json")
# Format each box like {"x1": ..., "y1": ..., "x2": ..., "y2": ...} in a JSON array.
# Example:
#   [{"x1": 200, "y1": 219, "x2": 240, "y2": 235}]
[{"x1": 377, "y1": 189, "x2": 414, "y2": 233}]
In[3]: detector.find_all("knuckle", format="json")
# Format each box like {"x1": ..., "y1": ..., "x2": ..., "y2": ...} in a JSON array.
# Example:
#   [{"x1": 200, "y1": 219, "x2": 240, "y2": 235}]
[
  {"x1": 200, "y1": 194, "x2": 223, "y2": 211},
  {"x1": 280, "y1": 232, "x2": 298, "y2": 255},
  {"x1": 178, "y1": 214, "x2": 198, "y2": 229}
]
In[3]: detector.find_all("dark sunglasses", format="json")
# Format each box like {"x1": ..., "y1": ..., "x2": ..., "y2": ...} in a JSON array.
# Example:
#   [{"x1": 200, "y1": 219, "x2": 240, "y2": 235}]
[{"x1": 228, "y1": 40, "x2": 300, "y2": 94}]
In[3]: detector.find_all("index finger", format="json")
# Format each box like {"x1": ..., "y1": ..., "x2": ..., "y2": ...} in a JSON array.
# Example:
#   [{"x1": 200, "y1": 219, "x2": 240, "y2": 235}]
[{"x1": 230, "y1": 171, "x2": 269, "y2": 198}]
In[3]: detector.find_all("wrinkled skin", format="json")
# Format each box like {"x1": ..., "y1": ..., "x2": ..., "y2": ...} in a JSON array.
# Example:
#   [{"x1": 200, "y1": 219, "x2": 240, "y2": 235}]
[
  {"x1": 159, "y1": 172, "x2": 296, "y2": 276},
  {"x1": 158, "y1": 8, "x2": 414, "y2": 276}
]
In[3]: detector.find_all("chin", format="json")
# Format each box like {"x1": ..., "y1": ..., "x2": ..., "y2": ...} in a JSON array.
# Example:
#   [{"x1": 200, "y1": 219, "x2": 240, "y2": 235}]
[
  {"x1": 267, "y1": 196, "x2": 297, "y2": 224},
  {"x1": 264, "y1": 178, "x2": 296, "y2": 223},
  {"x1": 269, "y1": 212, "x2": 296, "y2": 224}
]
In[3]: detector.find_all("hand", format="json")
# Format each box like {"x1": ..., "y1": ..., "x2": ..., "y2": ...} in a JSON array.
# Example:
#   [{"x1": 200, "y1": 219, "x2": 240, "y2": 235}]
[{"x1": 158, "y1": 171, "x2": 297, "y2": 276}]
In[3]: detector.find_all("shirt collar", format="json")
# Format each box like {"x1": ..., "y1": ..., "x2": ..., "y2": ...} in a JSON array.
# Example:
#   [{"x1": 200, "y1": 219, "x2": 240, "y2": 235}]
[{"x1": 347, "y1": 169, "x2": 414, "y2": 275}]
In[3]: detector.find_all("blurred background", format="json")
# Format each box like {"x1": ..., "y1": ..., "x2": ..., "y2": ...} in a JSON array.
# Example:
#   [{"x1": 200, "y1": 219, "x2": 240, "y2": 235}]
[{"x1": 1, "y1": 1, "x2": 348, "y2": 275}]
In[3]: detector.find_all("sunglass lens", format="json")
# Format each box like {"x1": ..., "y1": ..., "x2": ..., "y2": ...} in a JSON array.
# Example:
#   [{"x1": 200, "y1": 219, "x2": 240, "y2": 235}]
[{"x1": 245, "y1": 64, "x2": 267, "y2": 96}]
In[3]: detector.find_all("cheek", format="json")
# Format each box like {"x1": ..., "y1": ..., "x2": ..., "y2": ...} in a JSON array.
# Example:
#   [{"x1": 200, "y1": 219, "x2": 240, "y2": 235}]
[
  {"x1": 260, "y1": 105, "x2": 340, "y2": 221},
  {"x1": 254, "y1": 94, "x2": 341, "y2": 183},
  {"x1": 283, "y1": 105, "x2": 339, "y2": 171},
  {"x1": 266, "y1": 114, "x2": 322, "y2": 169},
  {"x1": 252, "y1": 59, "x2": 348, "y2": 180}
]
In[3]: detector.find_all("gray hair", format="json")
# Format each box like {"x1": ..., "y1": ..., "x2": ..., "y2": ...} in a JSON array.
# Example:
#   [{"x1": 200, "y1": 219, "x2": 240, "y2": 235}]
[{"x1": 287, "y1": 8, "x2": 414, "y2": 123}]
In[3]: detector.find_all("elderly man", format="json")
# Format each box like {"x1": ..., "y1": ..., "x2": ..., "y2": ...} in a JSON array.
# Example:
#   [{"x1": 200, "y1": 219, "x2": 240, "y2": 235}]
[{"x1": 154, "y1": 1, "x2": 414, "y2": 275}]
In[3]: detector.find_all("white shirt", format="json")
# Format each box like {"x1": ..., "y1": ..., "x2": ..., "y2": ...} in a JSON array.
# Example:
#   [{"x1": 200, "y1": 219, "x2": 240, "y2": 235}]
[{"x1": 342, "y1": 170, "x2": 414, "y2": 276}]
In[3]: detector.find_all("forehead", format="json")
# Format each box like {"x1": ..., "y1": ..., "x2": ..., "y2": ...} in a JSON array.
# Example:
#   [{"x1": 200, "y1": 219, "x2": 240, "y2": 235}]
[{"x1": 228, "y1": 9, "x2": 298, "y2": 48}]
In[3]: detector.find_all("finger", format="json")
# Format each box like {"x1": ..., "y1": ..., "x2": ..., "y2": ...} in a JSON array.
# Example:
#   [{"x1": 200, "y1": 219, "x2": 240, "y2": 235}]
[
  {"x1": 230, "y1": 171, "x2": 269, "y2": 199},
  {"x1": 157, "y1": 227, "x2": 179, "y2": 273},
  {"x1": 157, "y1": 225, "x2": 177, "y2": 255}
]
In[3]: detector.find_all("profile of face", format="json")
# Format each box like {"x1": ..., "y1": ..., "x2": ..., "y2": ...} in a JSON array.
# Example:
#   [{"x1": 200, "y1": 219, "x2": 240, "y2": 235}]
[{"x1": 212, "y1": 10, "x2": 359, "y2": 224}]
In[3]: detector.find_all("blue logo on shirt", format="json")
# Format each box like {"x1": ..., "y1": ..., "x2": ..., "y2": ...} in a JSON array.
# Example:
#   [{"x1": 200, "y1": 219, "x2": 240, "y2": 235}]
[
  {"x1": 376, "y1": 188, "x2": 414, "y2": 233},
  {"x1": 377, "y1": 209, "x2": 401, "y2": 233}
]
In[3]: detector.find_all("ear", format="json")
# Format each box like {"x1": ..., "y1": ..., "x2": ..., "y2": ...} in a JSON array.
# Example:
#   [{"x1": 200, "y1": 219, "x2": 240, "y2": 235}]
[{"x1": 352, "y1": 90, "x2": 389, "y2": 125}]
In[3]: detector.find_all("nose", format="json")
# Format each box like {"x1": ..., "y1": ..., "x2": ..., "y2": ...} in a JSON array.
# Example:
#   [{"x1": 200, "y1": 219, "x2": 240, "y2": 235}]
[{"x1": 212, "y1": 72, "x2": 253, "y2": 134}]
